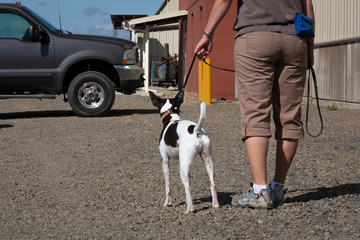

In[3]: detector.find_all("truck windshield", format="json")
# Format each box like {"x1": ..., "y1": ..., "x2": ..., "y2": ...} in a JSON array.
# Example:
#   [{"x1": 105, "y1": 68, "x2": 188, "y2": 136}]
[{"x1": 23, "y1": 6, "x2": 59, "y2": 32}]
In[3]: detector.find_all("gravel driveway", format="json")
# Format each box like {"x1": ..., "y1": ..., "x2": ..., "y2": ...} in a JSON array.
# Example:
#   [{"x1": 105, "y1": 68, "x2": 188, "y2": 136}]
[{"x1": 1, "y1": 90, "x2": 359, "y2": 239}]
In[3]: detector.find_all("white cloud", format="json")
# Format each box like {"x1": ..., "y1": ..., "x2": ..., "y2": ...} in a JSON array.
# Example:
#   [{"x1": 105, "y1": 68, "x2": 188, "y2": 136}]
[
  {"x1": 86, "y1": 23, "x2": 114, "y2": 36},
  {"x1": 83, "y1": 6, "x2": 109, "y2": 17},
  {"x1": 73, "y1": 24, "x2": 130, "y2": 39}
]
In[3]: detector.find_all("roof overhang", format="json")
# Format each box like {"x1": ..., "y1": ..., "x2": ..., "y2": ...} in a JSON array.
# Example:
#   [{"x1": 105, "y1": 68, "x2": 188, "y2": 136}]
[
  {"x1": 111, "y1": 14, "x2": 147, "y2": 29},
  {"x1": 130, "y1": 10, "x2": 188, "y2": 29}
]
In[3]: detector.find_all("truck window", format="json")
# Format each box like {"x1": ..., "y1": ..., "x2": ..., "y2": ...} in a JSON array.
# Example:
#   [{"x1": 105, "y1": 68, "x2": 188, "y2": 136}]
[{"x1": 0, "y1": 13, "x2": 31, "y2": 41}]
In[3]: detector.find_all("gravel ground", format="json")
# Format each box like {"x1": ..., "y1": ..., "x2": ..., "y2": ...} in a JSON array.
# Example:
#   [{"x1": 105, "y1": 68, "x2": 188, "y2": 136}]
[{"x1": 0, "y1": 90, "x2": 359, "y2": 239}]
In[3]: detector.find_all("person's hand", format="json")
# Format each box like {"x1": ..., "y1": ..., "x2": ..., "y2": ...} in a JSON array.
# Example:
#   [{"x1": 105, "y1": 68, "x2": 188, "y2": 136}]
[{"x1": 194, "y1": 35, "x2": 213, "y2": 60}]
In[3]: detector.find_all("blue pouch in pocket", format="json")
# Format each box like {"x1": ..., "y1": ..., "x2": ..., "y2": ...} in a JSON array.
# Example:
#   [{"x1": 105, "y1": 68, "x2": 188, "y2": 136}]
[{"x1": 294, "y1": 13, "x2": 315, "y2": 38}]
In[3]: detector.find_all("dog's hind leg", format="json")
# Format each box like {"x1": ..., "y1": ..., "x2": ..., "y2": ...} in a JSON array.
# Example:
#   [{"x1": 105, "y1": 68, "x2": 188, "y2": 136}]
[
  {"x1": 179, "y1": 150, "x2": 196, "y2": 214},
  {"x1": 160, "y1": 149, "x2": 172, "y2": 207},
  {"x1": 200, "y1": 145, "x2": 220, "y2": 209}
]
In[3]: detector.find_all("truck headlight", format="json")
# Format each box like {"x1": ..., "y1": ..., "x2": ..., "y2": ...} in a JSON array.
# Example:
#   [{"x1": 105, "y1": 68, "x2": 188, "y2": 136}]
[{"x1": 122, "y1": 49, "x2": 135, "y2": 65}]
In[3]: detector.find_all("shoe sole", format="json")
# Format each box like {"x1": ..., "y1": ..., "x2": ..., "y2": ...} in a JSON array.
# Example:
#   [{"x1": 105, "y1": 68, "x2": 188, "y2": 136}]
[{"x1": 232, "y1": 201, "x2": 274, "y2": 209}]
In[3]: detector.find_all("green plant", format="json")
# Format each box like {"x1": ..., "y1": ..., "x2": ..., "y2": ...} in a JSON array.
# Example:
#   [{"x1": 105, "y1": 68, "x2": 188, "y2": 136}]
[{"x1": 326, "y1": 103, "x2": 339, "y2": 111}]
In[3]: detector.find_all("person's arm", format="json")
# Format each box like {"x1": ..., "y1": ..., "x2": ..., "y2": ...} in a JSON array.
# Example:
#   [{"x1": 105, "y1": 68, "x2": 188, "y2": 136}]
[
  {"x1": 301, "y1": 0, "x2": 315, "y2": 67},
  {"x1": 194, "y1": 0, "x2": 233, "y2": 60}
]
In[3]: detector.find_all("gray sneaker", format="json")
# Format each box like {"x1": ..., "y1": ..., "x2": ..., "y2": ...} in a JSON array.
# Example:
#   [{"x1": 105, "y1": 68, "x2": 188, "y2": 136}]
[
  {"x1": 269, "y1": 183, "x2": 285, "y2": 207},
  {"x1": 232, "y1": 184, "x2": 273, "y2": 209}
]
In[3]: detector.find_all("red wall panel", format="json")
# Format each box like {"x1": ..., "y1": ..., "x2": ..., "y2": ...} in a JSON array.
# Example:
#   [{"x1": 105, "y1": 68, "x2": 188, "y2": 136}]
[{"x1": 180, "y1": 0, "x2": 237, "y2": 100}]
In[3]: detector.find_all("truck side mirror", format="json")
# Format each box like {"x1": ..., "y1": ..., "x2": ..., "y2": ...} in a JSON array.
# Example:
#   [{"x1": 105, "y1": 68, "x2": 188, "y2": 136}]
[
  {"x1": 30, "y1": 25, "x2": 50, "y2": 44},
  {"x1": 29, "y1": 25, "x2": 40, "y2": 42}
]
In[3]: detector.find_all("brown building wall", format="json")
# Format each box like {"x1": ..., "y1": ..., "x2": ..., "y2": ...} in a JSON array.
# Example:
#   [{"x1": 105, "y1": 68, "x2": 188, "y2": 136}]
[{"x1": 180, "y1": 0, "x2": 238, "y2": 100}]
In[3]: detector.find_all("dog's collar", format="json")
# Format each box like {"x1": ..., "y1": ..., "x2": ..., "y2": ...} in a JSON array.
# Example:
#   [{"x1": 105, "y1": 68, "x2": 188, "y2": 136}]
[{"x1": 161, "y1": 110, "x2": 171, "y2": 120}]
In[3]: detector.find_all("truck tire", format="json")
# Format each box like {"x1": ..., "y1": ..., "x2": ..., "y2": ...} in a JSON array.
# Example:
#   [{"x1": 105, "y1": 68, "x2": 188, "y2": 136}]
[{"x1": 68, "y1": 71, "x2": 115, "y2": 117}]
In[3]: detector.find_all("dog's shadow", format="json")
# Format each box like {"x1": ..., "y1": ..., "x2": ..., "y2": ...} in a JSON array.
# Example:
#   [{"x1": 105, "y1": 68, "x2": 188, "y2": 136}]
[{"x1": 178, "y1": 192, "x2": 236, "y2": 212}]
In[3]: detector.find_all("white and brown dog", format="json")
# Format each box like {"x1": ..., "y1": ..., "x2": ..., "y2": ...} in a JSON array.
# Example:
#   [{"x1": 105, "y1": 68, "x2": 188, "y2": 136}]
[{"x1": 149, "y1": 91, "x2": 219, "y2": 213}]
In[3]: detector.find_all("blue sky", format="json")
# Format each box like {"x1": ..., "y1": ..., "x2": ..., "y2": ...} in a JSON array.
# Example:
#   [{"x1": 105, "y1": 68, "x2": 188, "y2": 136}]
[{"x1": 3, "y1": 0, "x2": 165, "y2": 38}]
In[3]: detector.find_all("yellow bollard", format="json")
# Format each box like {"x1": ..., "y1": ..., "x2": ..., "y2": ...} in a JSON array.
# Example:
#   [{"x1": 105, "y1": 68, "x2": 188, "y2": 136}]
[{"x1": 198, "y1": 58, "x2": 211, "y2": 105}]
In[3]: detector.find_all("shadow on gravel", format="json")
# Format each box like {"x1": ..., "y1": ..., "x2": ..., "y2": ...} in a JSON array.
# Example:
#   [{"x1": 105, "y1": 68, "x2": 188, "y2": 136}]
[
  {"x1": 108, "y1": 109, "x2": 158, "y2": 117},
  {"x1": 196, "y1": 192, "x2": 236, "y2": 206},
  {"x1": 286, "y1": 183, "x2": 360, "y2": 203},
  {"x1": 0, "y1": 109, "x2": 158, "y2": 119},
  {"x1": 0, "y1": 110, "x2": 75, "y2": 119},
  {"x1": 177, "y1": 192, "x2": 236, "y2": 211},
  {"x1": 0, "y1": 124, "x2": 14, "y2": 129},
  {"x1": 218, "y1": 192, "x2": 237, "y2": 206}
]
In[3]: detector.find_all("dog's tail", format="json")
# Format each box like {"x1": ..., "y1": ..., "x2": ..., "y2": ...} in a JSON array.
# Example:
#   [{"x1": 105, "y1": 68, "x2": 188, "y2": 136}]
[{"x1": 194, "y1": 101, "x2": 206, "y2": 134}]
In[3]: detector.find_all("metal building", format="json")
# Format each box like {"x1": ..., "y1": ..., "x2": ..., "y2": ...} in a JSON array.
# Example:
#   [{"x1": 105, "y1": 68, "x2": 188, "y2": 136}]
[
  {"x1": 149, "y1": 0, "x2": 181, "y2": 62},
  {"x1": 313, "y1": 0, "x2": 360, "y2": 42},
  {"x1": 181, "y1": 0, "x2": 237, "y2": 100},
  {"x1": 183, "y1": 0, "x2": 360, "y2": 108},
  {"x1": 111, "y1": 0, "x2": 186, "y2": 91},
  {"x1": 312, "y1": 0, "x2": 360, "y2": 109},
  {"x1": 111, "y1": 0, "x2": 360, "y2": 108}
]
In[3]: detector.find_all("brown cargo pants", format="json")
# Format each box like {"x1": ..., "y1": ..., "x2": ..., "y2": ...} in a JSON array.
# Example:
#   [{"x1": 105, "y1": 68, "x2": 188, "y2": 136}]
[{"x1": 234, "y1": 31, "x2": 308, "y2": 140}]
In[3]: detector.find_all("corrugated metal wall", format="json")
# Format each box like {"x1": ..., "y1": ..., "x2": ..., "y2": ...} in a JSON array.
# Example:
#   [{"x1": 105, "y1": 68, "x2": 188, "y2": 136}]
[
  {"x1": 157, "y1": 0, "x2": 179, "y2": 14},
  {"x1": 313, "y1": 0, "x2": 360, "y2": 43},
  {"x1": 150, "y1": 29, "x2": 179, "y2": 61},
  {"x1": 150, "y1": 0, "x2": 179, "y2": 62},
  {"x1": 312, "y1": 0, "x2": 360, "y2": 108},
  {"x1": 314, "y1": 42, "x2": 360, "y2": 104}
]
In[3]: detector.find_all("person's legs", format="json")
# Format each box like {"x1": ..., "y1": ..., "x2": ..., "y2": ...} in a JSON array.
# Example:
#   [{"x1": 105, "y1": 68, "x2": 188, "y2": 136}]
[
  {"x1": 269, "y1": 138, "x2": 299, "y2": 206},
  {"x1": 269, "y1": 34, "x2": 307, "y2": 206},
  {"x1": 232, "y1": 138, "x2": 273, "y2": 209},
  {"x1": 272, "y1": 33, "x2": 307, "y2": 181},
  {"x1": 274, "y1": 139, "x2": 298, "y2": 184},
  {"x1": 245, "y1": 136, "x2": 268, "y2": 186},
  {"x1": 232, "y1": 32, "x2": 278, "y2": 209}
]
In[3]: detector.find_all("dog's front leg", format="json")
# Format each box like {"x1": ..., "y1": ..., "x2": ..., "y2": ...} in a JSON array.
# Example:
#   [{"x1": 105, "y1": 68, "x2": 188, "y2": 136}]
[{"x1": 160, "y1": 148, "x2": 172, "y2": 207}]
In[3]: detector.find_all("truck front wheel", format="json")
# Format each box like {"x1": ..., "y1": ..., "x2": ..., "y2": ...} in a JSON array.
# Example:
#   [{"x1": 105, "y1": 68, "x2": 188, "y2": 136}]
[{"x1": 68, "y1": 71, "x2": 115, "y2": 117}]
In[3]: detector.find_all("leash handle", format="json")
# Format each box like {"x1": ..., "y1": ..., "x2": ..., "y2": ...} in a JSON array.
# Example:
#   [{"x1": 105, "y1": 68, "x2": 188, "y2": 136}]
[{"x1": 305, "y1": 66, "x2": 323, "y2": 137}]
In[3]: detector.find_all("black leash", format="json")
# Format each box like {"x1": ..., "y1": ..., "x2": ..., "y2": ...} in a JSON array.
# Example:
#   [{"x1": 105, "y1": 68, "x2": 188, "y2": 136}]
[
  {"x1": 170, "y1": 51, "x2": 199, "y2": 112},
  {"x1": 305, "y1": 66, "x2": 323, "y2": 137},
  {"x1": 203, "y1": 59, "x2": 235, "y2": 72},
  {"x1": 183, "y1": 50, "x2": 199, "y2": 91}
]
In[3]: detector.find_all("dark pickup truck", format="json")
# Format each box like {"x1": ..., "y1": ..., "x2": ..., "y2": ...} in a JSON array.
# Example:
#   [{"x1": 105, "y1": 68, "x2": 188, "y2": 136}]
[{"x1": 0, "y1": 3, "x2": 144, "y2": 117}]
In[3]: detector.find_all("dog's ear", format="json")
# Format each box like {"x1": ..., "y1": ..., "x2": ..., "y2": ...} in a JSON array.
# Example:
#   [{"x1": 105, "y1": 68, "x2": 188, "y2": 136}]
[{"x1": 149, "y1": 91, "x2": 162, "y2": 108}]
